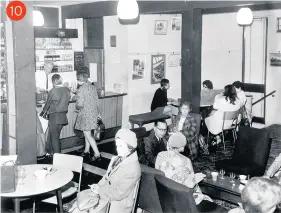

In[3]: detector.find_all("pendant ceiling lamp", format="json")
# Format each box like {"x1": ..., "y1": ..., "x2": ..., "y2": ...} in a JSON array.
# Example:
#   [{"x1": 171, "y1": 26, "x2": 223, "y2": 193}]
[
  {"x1": 237, "y1": 7, "x2": 253, "y2": 26},
  {"x1": 33, "y1": 10, "x2": 44, "y2": 26},
  {"x1": 117, "y1": 0, "x2": 139, "y2": 20}
]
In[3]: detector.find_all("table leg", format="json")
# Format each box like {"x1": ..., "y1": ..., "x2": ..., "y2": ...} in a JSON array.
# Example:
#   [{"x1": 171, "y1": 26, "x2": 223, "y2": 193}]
[
  {"x1": 56, "y1": 189, "x2": 63, "y2": 213},
  {"x1": 14, "y1": 198, "x2": 20, "y2": 213}
]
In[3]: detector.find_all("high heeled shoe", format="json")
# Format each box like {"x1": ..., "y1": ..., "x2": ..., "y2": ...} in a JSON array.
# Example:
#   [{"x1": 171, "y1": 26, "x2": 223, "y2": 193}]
[{"x1": 91, "y1": 155, "x2": 102, "y2": 162}]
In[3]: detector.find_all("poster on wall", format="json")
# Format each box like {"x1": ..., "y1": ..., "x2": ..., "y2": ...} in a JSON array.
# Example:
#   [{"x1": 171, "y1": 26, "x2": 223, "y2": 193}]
[
  {"x1": 270, "y1": 53, "x2": 281, "y2": 66},
  {"x1": 151, "y1": 54, "x2": 166, "y2": 84},
  {"x1": 132, "y1": 56, "x2": 146, "y2": 80},
  {"x1": 154, "y1": 20, "x2": 168, "y2": 35},
  {"x1": 171, "y1": 17, "x2": 181, "y2": 31},
  {"x1": 168, "y1": 54, "x2": 181, "y2": 67}
]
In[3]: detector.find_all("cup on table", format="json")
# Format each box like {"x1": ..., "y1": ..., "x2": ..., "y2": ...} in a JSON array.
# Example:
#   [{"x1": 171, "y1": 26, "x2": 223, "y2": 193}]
[
  {"x1": 239, "y1": 175, "x2": 247, "y2": 181},
  {"x1": 211, "y1": 171, "x2": 219, "y2": 181},
  {"x1": 34, "y1": 170, "x2": 48, "y2": 181}
]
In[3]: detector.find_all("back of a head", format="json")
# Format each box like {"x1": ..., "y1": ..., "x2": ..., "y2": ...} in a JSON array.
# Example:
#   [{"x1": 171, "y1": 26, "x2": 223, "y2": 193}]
[
  {"x1": 241, "y1": 177, "x2": 281, "y2": 213},
  {"x1": 223, "y1": 84, "x2": 237, "y2": 104},
  {"x1": 51, "y1": 74, "x2": 62, "y2": 85},
  {"x1": 233, "y1": 81, "x2": 243, "y2": 90}
]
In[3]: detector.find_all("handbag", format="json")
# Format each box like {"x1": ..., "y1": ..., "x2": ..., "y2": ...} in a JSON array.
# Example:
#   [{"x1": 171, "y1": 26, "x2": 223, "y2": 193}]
[
  {"x1": 39, "y1": 110, "x2": 49, "y2": 120},
  {"x1": 77, "y1": 189, "x2": 100, "y2": 211},
  {"x1": 239, "y1": 106, "x2": 251, "y2": 127},
  {"x1": 93, "y1": 118, "x2": 105, "y2": 141}
]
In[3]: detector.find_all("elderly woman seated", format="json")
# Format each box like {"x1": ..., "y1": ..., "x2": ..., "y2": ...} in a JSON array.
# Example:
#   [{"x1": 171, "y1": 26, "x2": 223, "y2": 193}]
[
  {"x1": 169, "y1": 101, "x2": 198, "y2": 160},
  {"x1": 229, "y1": 177, "x2": 281, "y2": 213},
  {"x1": 70, "y1": 129, "x2": 141, "y2": 213},
  {"x1": 205, "y1": 84, "x2": 241, "y2": 145},
  {"x1": 155, "y1": 132, "x2": 212, "y2": 205}
]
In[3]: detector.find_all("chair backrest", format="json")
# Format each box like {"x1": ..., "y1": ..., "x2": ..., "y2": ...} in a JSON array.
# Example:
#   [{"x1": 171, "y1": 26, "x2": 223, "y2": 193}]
[
  {"x1": 138, "y1": 172, "x2": 164, "y2": 213},
  {"x1": 106, "y1": 179, "x2": 141, "y2": 213},
  {"x1": 222, "y1": 110, "x2": 239, "y2": 129},
  {"x1": 53, "y1": 153, "x2": 83, "y2": 191},
  {"x1": 232, "y1": 127, "x2": 271, "y2": 175},
  {"x1": 190, "y1": 113, "x2": 201, "y2": 136},
  {"x1": 154, "y1": 174, "x2": 199, "y2": 213},
  {"x1": 130, "y1": 127, "x2": 149, "y2": 163}
]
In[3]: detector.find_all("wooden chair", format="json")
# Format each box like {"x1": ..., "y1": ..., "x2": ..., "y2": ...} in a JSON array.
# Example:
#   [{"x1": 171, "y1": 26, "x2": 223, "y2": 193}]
[
  {"x1": 208, "y1": 110, "x2": 239, "y2": 150},
  {"x1": 106, "y1": 179, "x2": 141, "y2": 213},
  {"x1": 33, "y1": 153, "x2": 83, "y2": 212}
]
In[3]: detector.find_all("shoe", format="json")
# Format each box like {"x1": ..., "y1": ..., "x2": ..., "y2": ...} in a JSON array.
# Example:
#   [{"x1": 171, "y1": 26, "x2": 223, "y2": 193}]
[
  {"x1": 81, "y1": 152, "x2": 90, "y2": 157},
  {"x1": 91, "y1": 155, "x2": 102, "y2": 162}
]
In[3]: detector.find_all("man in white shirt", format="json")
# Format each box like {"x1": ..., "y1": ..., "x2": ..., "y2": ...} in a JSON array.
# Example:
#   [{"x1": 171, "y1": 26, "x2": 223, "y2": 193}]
[
  {"x1": 36, "y1": 62, "x2": 54, "y2": 93},
  {"x1": 233, "y1": 81, "x2": 247, "y2": 107}
]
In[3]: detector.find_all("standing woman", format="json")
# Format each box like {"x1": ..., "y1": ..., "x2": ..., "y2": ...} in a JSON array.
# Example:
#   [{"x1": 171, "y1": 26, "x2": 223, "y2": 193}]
[
  {"x1": 40, "y1": 74, "x2": 70, "y2": 154},
  {"x1": 75, "y1": 71, "x2": 101, "y2": 161}
]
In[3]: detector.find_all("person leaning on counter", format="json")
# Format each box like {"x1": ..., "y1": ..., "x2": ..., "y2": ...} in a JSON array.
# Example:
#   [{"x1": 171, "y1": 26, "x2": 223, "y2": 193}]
[{"x1": 40, "y1": 74, "x2": 70, "y2": 154}]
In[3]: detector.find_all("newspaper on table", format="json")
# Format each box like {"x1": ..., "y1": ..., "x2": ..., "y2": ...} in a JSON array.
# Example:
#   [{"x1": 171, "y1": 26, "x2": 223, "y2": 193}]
[{"x1": 0, "y1": 155, "x2": 18, "y2": 166}]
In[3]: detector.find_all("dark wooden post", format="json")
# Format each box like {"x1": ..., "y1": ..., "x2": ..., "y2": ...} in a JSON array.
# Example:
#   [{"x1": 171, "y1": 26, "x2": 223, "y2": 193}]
[{"x1": 181, "y1": 9, "x2": 202, "y2": 113}]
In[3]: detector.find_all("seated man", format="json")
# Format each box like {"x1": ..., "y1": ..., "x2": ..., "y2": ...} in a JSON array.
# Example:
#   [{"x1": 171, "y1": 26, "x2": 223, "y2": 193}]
[
  {"x1": 151, "y1": 78, "x2": 173, "y2": 117},
  {"x1": 144, "y1": 120, "x2": 168, "y2": 167}
]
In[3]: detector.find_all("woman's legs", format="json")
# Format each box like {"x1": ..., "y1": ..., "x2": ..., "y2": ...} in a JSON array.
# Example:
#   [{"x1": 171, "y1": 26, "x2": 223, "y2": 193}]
[
  {"x1": 84, "y1": 138, "x2": 90, "y2": 153},
  {"x1": 83, "y1": 131, "x2": 100, "y2": 158}
]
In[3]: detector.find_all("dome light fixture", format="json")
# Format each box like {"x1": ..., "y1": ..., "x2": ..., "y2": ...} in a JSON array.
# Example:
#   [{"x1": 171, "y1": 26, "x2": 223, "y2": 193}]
[
  {"x1": 237, "y1": 7, "x2": 253, "y2": 26},
  {"x1": 117, "y1": 0, "x2": 139, "y2": 20},
  {"x1": 33, "y1": 10, "x2": 44, "y2": 26}
]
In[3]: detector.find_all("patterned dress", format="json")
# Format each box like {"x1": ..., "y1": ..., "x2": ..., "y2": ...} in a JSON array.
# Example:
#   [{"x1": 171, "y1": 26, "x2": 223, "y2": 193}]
[
  {"x1": 169, "y1": 114, "x2": 199, "y2": 160},
  {"x1": 75, "y1": 81, "x2": 100, "y2": 131},
  {"x1": 155, "y1": 151, "x2": 212, "y2": 205}
]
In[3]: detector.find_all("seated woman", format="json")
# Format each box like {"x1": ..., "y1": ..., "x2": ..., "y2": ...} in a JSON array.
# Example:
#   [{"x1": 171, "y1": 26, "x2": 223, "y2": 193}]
[
  {"x1": 70, "y1": 128, "x2": 141, "y2": 213},
  {"x1": 200, "y1": 80, "x2": 216, "y2": 106},
  {"x1": 205, "y1": 84, "x2": 241, "y2": 144},
  {"x1": 232, "y1": 81, "x2": 247, "y2": 107},
  {"x1": 169, "y1": 101, "x2": 198, "y2": 160},
  {"x1": 155, "y1": 132, "x2": 212, "y2": 205},
  {"x1": 150, "y1": 78, "x2": 173, "y2": 117},
  {"x1": 229, "y1": 177, "x2": 281, "y2": 213}
]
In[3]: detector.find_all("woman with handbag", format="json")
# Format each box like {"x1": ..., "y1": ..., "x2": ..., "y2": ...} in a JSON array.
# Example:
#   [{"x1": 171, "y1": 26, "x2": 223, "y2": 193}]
[
  {"x1": 74, "y1": 70, "x2": 101, "y2": 161},
  {"x1": 39, "y1": 74, "x2": 70, "y2": 154},
  {"x1": 69, "y1": 128, "x2": 141, "y2": 213}
]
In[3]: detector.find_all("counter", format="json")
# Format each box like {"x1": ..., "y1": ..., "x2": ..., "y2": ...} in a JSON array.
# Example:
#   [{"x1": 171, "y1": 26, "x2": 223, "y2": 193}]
[{"x1": 37, "y1": 92, "x2": 127, "y2": 139}]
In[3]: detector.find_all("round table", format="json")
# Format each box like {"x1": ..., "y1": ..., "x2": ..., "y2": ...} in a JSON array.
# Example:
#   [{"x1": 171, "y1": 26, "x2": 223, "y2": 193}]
[{"x1": 0, "y1": 164, "x2": 73, "y2": 213}]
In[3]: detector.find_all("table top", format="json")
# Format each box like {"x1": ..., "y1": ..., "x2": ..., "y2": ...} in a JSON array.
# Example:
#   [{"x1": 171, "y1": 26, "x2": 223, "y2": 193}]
[
  {"x1": 200, "y1": 176, "x2": 242, "y2": 196},
  {"x1": 0, "y1": 164, "x2": 73, "y2": 198}
]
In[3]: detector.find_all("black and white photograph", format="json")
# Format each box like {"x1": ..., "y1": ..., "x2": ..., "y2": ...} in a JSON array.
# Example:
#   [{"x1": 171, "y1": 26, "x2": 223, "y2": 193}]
[
  {"x1": 270, "y1": 53, "x2": 281, "y2": 66},
  {"x1": 151, "y1": 54, "x2": 166, "y2": 84},
  {"x1": 171, "y1": 16, "x2": 181, "y2": 31},
  {"x1": 132, "y1": 56, "x2": 145, "y2": 80},
  {"x1": 154, "y1": 20, "x2": 168, "y2": 35}
]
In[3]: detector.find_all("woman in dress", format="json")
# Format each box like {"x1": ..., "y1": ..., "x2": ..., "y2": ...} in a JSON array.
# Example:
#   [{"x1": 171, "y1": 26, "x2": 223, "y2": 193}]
[
  {"x1": 205, "y1": 84, "x2": 241, "y2": 144},
  {"x1": 70, "y1": 128, "x2": 141, "y2": 213},
  {"x1": 75, "y1": 71, "x2": 101, "y2": 161},
  {"x1": 169, "y1": 101, "x2": 198, "y2": 160},
  {"x1": 155, "y1": 132, "x2": 212, "y2": 205}
]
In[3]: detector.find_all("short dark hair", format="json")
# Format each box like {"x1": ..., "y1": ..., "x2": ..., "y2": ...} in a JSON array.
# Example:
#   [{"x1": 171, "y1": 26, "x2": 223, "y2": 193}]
[
  {"x1": 202, "y1": 80, "x2": 213, "y2": 90},
  {"x1": 233, "y1": 81, "x2": 243, "y2": 89},
  {"x1": 51, "y1": 74, "x2": 62, "y2": 85},
  {"x1": 154, "y1": 119, "x2": 167, "y2": 127},
  {"x1": 76, "y1": 71, "x2": 88, "y2": 82},
  {"x1": 160, "y1": 78, "x2": 170, "y2": 87}
]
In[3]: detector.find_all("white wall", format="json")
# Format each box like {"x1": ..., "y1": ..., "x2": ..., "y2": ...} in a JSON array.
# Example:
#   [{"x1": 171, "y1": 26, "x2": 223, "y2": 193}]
[
  {"x1": 202, "y1": 10, "x2": 281, "y2": 126},
  {"x1": 104, "y1": 15, "x2": 181, "y2": 128}
]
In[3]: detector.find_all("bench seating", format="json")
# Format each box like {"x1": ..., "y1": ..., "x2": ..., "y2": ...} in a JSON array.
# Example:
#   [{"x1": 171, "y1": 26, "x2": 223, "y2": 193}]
[{"x1": 129, "y1": 112, "x2": 170, "y2": 128}]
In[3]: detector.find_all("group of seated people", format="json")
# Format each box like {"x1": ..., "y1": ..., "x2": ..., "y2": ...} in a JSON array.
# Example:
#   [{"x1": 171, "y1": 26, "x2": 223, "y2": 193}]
[
  {"x1": 150, "y1": 77, "x2": 250, "y2": 146},
  {"x1": 70, "y1": 125, "x2": 281, "y2": 213}
]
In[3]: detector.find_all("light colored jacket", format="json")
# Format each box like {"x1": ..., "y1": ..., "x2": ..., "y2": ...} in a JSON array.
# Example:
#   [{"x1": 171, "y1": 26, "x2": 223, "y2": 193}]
[{"x1": 98, "y1": 152, "x2": 141, "y2": 213}]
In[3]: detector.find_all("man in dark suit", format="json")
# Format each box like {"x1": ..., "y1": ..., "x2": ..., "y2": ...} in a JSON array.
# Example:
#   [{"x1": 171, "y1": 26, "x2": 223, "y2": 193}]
[{"x1": 144, "y1": 120, "x2": 169, "y2": 167}]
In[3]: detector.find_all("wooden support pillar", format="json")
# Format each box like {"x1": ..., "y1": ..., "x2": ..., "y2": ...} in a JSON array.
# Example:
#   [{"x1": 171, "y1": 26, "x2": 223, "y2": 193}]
[
  {"x1": 181, "y1": 9, "x2": 202, "y2": 113},
  {"x1": 5, "y1": 1, "x2": 37, "y2": 164}
]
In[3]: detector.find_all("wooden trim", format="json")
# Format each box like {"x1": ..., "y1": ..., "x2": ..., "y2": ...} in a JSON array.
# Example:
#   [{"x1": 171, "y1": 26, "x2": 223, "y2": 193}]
[
  {"x1": 202, "y1": 2, "x2": 281, "y2": 15},
  {"x1": 243, "y1": 83, "x2": 265, "y2": 93}
]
